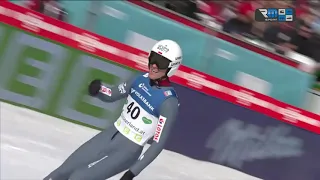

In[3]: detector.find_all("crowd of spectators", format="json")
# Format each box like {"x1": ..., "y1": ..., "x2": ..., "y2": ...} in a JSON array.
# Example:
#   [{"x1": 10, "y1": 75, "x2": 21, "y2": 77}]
[
  {"x1": 152, "y1": 0, "x2": 320, "y2": 87},
  {"x1": 23, "y1": 0, "x2": 68, "y2": 22}
]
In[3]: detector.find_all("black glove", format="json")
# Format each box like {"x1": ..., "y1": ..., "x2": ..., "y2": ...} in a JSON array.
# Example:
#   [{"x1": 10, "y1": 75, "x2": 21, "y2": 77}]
[
  {"x1": 88, "y1": 79, "x2": 102, "y2": 96},
  {"x1": 120, "y1": 170, "x2": 135, "y2": 180}
]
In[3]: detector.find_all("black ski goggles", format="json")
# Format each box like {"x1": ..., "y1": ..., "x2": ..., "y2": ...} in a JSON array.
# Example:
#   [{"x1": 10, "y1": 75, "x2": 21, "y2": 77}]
[{"x1": 148, "y1": 51, "x2": 171, "y2": 70}]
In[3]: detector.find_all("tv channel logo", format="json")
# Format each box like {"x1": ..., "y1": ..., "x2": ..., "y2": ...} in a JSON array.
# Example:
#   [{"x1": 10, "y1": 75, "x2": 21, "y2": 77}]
[{"x1": 255, "y1": 8, "x2": 295, "y2": 22}]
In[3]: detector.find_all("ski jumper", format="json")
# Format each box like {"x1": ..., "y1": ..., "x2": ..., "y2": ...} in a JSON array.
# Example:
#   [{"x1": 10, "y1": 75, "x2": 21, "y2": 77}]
[{"x1": 44, "y1": 73, "x2": 179, "y2": 180}]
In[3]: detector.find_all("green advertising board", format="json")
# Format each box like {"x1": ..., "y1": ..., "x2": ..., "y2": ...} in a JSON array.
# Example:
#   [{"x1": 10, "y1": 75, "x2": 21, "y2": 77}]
[{"x1": 0, "y1": 23, "x2": 138, "y2": 129}]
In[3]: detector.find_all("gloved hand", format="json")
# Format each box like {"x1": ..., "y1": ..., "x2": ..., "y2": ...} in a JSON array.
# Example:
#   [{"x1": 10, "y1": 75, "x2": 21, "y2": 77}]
[
  {"x1": 88, "y1": 79, "x2": 102, "y2": 96},
  {"x1": 120, "y1": 170, "x2": 135, "y2": 180}
]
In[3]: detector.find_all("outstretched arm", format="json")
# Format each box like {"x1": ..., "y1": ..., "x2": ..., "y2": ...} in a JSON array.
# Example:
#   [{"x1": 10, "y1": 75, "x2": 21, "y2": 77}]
[
  {"x1": 88, "y1": 76, "x2": 136, "y2": 102},
  {"x1": 126, "y1": 97, "x2": 179, "y2": 177}
]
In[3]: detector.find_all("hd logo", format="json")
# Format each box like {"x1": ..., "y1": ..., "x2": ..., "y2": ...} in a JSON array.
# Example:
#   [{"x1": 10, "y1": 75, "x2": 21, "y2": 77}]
[{"x1": 255, "y1": 8, "x2": 294, "y2": 22}]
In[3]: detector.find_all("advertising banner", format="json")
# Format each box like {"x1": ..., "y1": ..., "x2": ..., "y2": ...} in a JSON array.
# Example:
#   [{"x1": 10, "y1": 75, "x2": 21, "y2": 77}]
[
  {"x1": 1, "y1": 2, "x2": 320, "y2": 180},
  {"x1": 168, "y1": 84, "x2": 320, "y2": 180},
  {"x1": 0, "y1": 24, "x2": 135, "y2": 128},
  {"x1": 92, "y1": 1, "x2": 314, "y2": 107}
]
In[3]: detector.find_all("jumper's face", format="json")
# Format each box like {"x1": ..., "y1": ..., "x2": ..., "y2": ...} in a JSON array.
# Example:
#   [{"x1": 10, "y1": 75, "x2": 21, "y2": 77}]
[{"x1": 148, "y1": 64, "x2": 167, "y2": 80}]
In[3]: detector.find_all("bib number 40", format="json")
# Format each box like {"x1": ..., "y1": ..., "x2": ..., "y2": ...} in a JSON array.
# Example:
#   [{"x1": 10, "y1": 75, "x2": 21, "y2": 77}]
[{"x1": 127, "y1": 102, "x2": 140, "y2": 119}]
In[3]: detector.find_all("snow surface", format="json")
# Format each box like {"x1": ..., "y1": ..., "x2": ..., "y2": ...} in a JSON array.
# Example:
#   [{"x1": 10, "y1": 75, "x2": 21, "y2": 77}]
[{"x1": 0, "y1": 102, "x2": 262, "y2": 180}]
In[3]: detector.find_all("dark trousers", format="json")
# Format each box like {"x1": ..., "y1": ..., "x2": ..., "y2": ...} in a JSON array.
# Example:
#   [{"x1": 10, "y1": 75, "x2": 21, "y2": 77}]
[{"x1": 43, "y1": 125, "x2": 143, "y2": 180}]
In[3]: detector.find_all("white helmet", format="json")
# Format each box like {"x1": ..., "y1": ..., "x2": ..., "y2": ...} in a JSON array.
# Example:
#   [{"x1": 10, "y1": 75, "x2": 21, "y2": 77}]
[{"x1": 149, "y1": 39, "x2": 182, "y2": 77}]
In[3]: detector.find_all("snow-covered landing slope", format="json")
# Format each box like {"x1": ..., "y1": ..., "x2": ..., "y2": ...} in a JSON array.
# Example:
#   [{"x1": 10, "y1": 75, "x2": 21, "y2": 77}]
[{"x1": 0, "y1": 102, "x2": 262, "y2": 180}]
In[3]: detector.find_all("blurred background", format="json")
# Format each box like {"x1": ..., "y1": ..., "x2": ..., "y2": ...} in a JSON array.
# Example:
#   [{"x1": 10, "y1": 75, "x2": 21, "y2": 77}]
[
  {"x1": 151, "y1": 0, "x2": 320, "y2": 81},
  {"x1": 11, "y1": 0, "x2": 320, "y2": 113}
]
